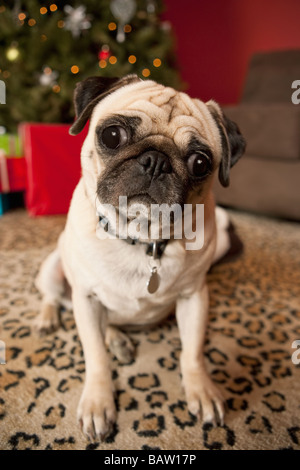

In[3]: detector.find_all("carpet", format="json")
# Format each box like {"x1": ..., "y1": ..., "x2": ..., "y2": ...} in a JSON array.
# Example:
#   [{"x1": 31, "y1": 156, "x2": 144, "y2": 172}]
[{"x1": 0, "y1": 208, "x2": 300, "y2": 450}]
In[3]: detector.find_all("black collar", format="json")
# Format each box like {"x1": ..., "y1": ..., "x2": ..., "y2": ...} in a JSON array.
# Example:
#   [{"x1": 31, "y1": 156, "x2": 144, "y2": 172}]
[{"x1": 98, "y1": 215, "x2": 168, "y2": 259}]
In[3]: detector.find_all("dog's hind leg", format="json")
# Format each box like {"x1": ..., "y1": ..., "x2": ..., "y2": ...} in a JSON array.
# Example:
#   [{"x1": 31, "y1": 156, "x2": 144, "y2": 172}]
[
  {"x1": 105, "y1": 326, "x2": 135, "y2": 364},
  {"x1": 34, "y1": 248, "x2": 65, "y2": 336},
  {"x1": 213, "y1": 206, "x2": 243, "y2": 265}
]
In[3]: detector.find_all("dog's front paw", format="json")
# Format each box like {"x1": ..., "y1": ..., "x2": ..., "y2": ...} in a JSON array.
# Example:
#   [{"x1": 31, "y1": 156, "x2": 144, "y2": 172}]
[
  {"x1": 77, "y1": 384, "x2": 117, "y2": 442},
  {"x1": 183, "y1": 370, "x2": 225, "y2": 426}
]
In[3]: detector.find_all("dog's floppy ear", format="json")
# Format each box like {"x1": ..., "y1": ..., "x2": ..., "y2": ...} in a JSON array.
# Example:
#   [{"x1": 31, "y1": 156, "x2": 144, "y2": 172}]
[
  {"x1": 206, "y1": 100, "x2": 246, "y2": 187},
  {"x1": 69, "y1": 74, "x2": 141, "y2": 135}
]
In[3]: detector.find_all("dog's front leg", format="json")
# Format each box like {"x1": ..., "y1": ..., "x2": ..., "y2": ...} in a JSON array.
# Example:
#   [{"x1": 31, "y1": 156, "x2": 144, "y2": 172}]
[
  {"x1": 72, "y1": 289, "x2": 116, "y2": 441},
  {"x1": 176, "y1": 283, "x2": 224, "y2": 426}
]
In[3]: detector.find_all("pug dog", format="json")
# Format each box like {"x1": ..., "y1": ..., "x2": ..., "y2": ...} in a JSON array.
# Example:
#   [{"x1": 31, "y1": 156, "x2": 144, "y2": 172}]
[{"x1": 34, "y1": 75, "x2": 245, "y2": 441}]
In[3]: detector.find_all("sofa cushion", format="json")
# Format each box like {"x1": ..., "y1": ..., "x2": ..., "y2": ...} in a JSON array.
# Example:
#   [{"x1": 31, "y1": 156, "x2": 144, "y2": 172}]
[
  {"x1": 241, "y1": 50, "x2": 300, "y2": 103},
  {"x1": 214, "y1": 156, "x2": 300, "y2": 220},
  {"x1": 222, "y1": 104, "x2": 300, "y2": 160}
]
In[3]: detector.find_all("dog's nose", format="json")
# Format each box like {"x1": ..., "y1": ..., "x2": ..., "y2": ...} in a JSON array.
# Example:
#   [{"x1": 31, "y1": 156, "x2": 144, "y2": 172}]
[{"x1": 137, "y1": 151, "x2": 172, "y2": 179}]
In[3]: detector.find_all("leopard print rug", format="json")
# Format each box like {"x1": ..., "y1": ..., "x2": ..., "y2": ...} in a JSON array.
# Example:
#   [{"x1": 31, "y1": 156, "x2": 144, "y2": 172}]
[{"x1": 0, "y1": 208, "x2": 300, "y2": 450}]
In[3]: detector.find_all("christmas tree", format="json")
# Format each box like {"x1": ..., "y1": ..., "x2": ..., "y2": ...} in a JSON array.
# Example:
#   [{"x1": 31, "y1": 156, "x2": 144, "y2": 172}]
[{"x1": 0, "y1": 0, "x2": 182, "y2": 133}]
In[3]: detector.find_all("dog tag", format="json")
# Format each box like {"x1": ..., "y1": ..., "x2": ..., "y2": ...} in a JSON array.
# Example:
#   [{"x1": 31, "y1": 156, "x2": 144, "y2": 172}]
[{"x1": 147, "y1": 267, "x2": 160, "y2": 294}]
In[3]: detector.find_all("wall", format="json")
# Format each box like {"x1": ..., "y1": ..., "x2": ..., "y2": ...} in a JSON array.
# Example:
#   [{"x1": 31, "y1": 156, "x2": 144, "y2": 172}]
[{"x1": 164, "y1": 0, "x2": 300, "y2": 104}]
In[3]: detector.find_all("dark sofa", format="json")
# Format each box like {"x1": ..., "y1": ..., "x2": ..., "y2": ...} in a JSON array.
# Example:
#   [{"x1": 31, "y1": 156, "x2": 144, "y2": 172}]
[{"x1": 214, "y1": 49, "x2": 300, "y2": 220}]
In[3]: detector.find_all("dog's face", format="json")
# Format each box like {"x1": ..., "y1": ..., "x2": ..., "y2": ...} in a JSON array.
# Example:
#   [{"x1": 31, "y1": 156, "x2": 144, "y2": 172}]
[{"x1": 70, "y1": 75, "x2": 245, "y2": 222}]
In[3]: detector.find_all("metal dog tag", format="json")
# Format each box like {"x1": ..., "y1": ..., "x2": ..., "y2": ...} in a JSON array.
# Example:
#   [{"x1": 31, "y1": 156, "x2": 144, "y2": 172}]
[{"x1": 147, "y1": 267, "x2": 160, "y2": 294}]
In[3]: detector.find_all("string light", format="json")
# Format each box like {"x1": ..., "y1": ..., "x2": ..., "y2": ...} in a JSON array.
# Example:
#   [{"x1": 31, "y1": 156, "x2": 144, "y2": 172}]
[
  {"x1": 57, "y1": 20, "x2": 65, "y2": 28},
  {"x1": 142, "y1": 68, "x2": 150, "y2": 77},
  {"x1": 124, "y1": 24, "x2": 132, "y2": 33},
  {"x1": 52, "y1": 85, "x2": 60, "y2": 93},
  {"x1": 128, "y1": 55, "x2": 136, "y2": 64},
  {"x1": 71, "y1": 65, "x2": 79, "y2": 74},
  {"x1": 28, "y1": 19, "x2": 36, "y2": 26},
  {"x1": 50, "y1": 4, "x2": 58, "y2": 12},
  {"x1": 153, "y1": 58, "x2": 161, "y2": 67},
  {"x1": 109, "y1": 56, "x2": 117, "y2": 65},
  {"x1": 6, "y1": 46, "x2": 20, "y2": 61},
  {"x1": 18, "y1": 13, "x2": 26, "y2": 21},
  {"x1": 108, "y1": 22, "x2": 117, "y2": 31},
  {"x1": 40, "y1": 7, "x2": 47, "y2": 15},
  {"x1": 99, "y1": 60, "x2": 107, "y2": 69}
]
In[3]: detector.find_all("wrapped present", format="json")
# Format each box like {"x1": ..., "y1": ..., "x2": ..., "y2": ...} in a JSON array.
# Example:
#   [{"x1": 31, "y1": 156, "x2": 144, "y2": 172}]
[
  {"x1": 0, "y1": 133, "x2": 22, "y2": 156},
  {"x1": 0, "y1": 193, "x2": 9, "y2": 216},
  {"x1": 0, "y1": 151, "x2": 26, "y2": 215},
  {"x1": 0, "y1": 192, "x2": 25, "y2": 216},
  {"x1": 21, "y1": 123, "x2": 87, "y2": 216},
  {"x1": 0, "y1": 151, "x2": 27, "y2": 193}
]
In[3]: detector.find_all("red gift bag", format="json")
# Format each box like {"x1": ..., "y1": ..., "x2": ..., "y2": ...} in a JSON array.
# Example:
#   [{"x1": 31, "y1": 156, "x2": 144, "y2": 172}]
[{"x1": 21, "y1": 123, "x2": 87, "y2": 216}]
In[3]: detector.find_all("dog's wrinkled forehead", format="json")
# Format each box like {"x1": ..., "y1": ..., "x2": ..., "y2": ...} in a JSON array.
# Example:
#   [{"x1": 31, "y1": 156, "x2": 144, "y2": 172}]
[{"x1": 89, "y1": 80, "x2": 222, "y2": 156}]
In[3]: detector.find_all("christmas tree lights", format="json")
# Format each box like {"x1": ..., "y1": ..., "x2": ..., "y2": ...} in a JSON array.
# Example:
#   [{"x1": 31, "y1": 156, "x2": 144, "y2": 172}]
[{"x1": 0, "y1": 0, "x2": 181, "y2": 132}]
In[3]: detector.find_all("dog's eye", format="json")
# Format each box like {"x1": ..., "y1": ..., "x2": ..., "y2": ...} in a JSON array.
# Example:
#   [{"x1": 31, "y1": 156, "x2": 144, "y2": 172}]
[
  {"x1": 187, "y1": 153, "x2": 211, "y2": 178},
  {"x1": 101, "y1": 126, "x2": 128, "y2": 149}
]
